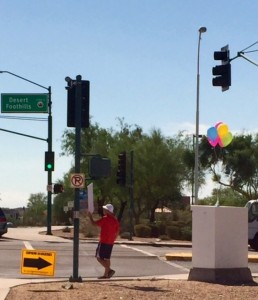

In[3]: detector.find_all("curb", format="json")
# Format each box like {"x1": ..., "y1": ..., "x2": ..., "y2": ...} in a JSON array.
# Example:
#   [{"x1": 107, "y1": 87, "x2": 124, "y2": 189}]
[{"x1": 165, "y1": 253, "x2": 258, "y2": 262}]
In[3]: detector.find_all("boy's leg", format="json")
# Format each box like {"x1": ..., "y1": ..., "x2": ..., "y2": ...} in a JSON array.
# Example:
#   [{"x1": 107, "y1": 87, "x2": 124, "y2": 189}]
[
  {"x1": 96, "y1": 243, "x2": 114, "y2": 278},
  {"x1": 97, "y1": 257, "x2": 111, "y2": 277}
]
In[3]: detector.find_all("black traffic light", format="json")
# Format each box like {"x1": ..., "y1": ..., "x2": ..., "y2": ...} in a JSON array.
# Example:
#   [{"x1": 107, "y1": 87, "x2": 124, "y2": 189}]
[
  {"x1": 45, "y1": 151, "x2": 54, "y2": 171},
  {"x1": 212, "y1": 45, "x2": 231, "y2": 91},
  {"x1": 66, "y1": 79, "x2": 90, "y2": 128},
  {"x1": 116, "y1": 151, "x2": 126, "y2": 186},
  {"x1": 53, "y1": 184, "x2": 64, "y2": 194},
  {"x1": 89, "y1": 156, "x2": 111, "y2": 179}
]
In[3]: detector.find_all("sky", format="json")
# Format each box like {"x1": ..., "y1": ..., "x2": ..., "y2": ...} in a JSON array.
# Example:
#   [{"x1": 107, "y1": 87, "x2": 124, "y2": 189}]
[{"x1": 0, "y1": 0, "x2": 258, "y2": 208}]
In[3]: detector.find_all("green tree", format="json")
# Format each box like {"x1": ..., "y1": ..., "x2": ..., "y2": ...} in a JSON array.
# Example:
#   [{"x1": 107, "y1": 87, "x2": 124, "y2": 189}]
[
  {"x1": 60, "y1": 120, "x2": 190, "y2": 227},
  {"x1": 23, "y1": 193, "x2": 47, "y2": 226},
  {"x1": 181, "y1": 134, "x2": 206, "y2": 202},
  {"x1": 199, "y1": 133, "x2": 258, "y2": 200},
  {"x1": 133, "y1": 129, "x2": 185, "y2": 223},
  {"x1": 200, "y1": 187, "x2": 247, "y2": 207}
]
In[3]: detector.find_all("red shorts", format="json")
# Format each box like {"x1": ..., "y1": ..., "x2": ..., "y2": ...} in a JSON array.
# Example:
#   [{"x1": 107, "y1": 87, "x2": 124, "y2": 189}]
[{"x1": 96, "y1": 242, "x2": 113, "y2": 260}]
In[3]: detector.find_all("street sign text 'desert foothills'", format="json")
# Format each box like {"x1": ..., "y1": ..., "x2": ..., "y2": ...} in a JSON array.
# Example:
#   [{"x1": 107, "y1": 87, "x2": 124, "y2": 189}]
[{"x1": 1, "y1": 93, "x2": 48, "y2": 113}]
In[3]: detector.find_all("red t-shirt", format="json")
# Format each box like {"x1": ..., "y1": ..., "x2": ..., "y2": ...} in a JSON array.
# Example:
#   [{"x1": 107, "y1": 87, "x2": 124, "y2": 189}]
[{"x1": 96, "y1": 214, "x2": 120, "y2": 244}]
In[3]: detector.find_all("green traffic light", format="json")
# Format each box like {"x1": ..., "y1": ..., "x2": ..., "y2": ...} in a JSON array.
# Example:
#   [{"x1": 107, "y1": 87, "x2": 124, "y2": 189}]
[
  {"x1": 47, "y1": 163, "x2": 53, "y2": 170},
  {"x1": 45, "y1": 151, "x2": 54, "y2": 171}
]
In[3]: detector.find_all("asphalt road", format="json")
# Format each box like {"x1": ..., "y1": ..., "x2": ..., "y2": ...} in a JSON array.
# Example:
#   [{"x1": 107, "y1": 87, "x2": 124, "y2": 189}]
[
  {"x1": 0, "y1": 228, "x2": 189, "y2": 279},
  {"x1": 1, "y1": 227, "x2": 258, "y2": 280}
]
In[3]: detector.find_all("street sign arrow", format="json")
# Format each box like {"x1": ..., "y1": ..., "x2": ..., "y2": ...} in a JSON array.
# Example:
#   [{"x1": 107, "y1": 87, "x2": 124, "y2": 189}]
[
  {"x1": 21, "y1": 249, "x2": 56, "y2": 276},
  {"x1": 24, "y1": 257, "x2": 52, "y2": 270}
]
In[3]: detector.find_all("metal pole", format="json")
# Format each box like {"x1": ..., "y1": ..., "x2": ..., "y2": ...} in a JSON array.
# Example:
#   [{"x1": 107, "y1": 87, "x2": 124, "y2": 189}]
[
  {"x1": 194, "y1": 27, "x2": 206, "y2": 205},
  {"x1": 70, "y1": 75, "x2": 82, "y2": 282},
  {"x1": 46, "y1": 86, "x2": 53, "y2": 235},
  {"x1": 129, "y1": 150, "x2": 134, "y2": 240}
]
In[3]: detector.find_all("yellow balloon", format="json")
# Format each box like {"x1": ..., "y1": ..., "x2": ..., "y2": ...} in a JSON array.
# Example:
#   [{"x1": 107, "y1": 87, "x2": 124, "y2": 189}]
[
  {"x1": 221, "y1": 132, "x2": 233, "y2": 147},
  {"x1": 218, "y1": 123, "x2": 228, "y2": 138}
]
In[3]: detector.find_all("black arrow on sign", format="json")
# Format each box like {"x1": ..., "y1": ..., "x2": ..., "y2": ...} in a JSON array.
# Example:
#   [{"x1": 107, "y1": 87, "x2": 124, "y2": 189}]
[{"x1": 24, "y1": 257, "x2": 52, "y2": 270}]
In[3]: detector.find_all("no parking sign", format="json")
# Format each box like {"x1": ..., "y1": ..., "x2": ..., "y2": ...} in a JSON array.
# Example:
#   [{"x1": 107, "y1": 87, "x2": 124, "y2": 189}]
[{"x1": 70, "y1": 173, "x2": 85, "y2": 188}]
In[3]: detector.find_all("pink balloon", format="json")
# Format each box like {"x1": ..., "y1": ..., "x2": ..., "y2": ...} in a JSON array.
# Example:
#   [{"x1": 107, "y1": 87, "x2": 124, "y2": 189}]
[
  {"x1": 208, "y1": 136, "x2": 219, "y2": 147},
  {"x1": 215, "y1": 121, "x2": 223, "y2": 128},
  {"x1": 207, "y1": 121, "x2": 233, "y2": 148}
]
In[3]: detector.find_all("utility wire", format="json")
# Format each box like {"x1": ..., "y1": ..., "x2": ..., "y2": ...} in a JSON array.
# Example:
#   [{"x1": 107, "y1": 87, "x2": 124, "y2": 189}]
[
  {"x1": 240, "y1": 41, "x2": 258, "y2": 53},
  {"x1": 0, "y1": 115, "x2": 47, "y2": 121},
  {"x1": 242, "y1": 49, "x2": 258, "y2": 54}
]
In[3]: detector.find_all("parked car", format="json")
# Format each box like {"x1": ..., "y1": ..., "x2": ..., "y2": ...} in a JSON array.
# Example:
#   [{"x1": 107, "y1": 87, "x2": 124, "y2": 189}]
[{"x1": 0, "y1": 208, "x2": 7, "y2": 237}]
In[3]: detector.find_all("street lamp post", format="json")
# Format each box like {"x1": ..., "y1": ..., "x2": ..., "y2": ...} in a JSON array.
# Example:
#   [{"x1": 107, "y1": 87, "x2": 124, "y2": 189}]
[{"x1": 194, "y1": 27, "x2": 207, "y2": 205}]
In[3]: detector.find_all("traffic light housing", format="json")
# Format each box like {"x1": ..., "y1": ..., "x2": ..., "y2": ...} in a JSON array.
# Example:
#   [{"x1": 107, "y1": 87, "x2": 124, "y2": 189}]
[
  {"x1": 45, "y1": 151, "x2": 54, "y2": 171},
  {"x1": 66, "y1": 79, "x2": 90, "y2": 128},
  {"x1": 116, "y1": 151, "x2": 126, "y2": 186},
  {"x1": 212, "y1": 45, "x2": 231, "y2": 91},
  {"x1": 53, "y1": 184, "x2": 64, "y2": 194}
]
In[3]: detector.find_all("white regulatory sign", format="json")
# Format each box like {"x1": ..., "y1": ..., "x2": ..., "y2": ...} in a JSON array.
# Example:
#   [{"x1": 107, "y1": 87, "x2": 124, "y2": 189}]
[{"x1": 70, "y1": 173, "x2": 85, "y2": 188}]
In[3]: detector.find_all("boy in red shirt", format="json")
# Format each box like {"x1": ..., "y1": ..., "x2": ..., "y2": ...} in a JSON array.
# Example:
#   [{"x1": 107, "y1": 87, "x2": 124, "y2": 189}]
[{"x1": 88, "y1": 204, "x2": 120, "y2": 279}]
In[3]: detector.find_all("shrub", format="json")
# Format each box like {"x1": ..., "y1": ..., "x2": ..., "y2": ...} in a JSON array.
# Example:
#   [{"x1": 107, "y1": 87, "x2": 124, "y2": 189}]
[
  {"x1": 148, "y1": 224, "x2": 160, "y2": 238},
  {"x1": 166, "y1": 225, "x2": 181, "y2": 240},
  {"x1": 120, "y1": 232, "x2": 131, "y2": 239},
  {"x1": 80, "y1": 214, "x2": 100, "y2": 238},
  {"x1": 159, "y1": 234, "x2": 170, "y2": 241},
  {"x1": 134, "y1": 224, "x2": 152, "y2": 237},
  {"x1": 180, "y1": 226, "x2": 192, "y2": 241},
  {"x1": 156, "y1": 222, "x2": 167, "y2": 235}
]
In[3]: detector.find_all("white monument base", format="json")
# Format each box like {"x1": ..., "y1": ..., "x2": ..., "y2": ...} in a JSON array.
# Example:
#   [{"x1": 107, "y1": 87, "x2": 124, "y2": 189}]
[{"x1": 188, "y1": 205, "x2": 253, "y2": 284}]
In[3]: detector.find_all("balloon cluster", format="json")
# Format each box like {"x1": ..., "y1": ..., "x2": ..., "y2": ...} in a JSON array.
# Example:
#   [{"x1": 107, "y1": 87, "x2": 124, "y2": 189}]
[{"x1": 207, "y1": 122, "x2": 233, "y2": 147}]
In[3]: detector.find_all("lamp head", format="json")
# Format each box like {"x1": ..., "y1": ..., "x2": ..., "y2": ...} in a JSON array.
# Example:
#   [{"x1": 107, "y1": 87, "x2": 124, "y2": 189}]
[{"x1": 199, "y1": 27, "x2": 207, "y2": 33}]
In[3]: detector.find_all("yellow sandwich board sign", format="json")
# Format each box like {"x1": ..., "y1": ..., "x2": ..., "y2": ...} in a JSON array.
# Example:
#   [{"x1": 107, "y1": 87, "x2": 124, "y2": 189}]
[{"x1": 21, "y1": 249, "x2": 56, "y2": 276}]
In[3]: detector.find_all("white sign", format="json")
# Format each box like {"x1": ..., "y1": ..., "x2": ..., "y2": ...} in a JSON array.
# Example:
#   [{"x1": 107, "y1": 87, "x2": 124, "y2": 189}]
[
  {"x1": 68, "y1": 201, "x2": 74, "y2": 208},
  {"x1": 87, "y1": 183, "x2": 94, "y2": 213},
  {"x1": 70, "y1": 173, "x2": 85, "y2": 188}
]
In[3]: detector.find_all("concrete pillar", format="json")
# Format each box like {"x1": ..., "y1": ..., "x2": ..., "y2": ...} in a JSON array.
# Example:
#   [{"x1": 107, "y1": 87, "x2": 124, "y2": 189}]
[{"x1": 188, "y1": 206, "x2": 253, "y2": 284}]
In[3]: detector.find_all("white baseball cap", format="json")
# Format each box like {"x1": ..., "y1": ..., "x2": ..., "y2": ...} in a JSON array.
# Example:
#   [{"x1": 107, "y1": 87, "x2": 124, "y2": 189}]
[{"x1": 102, "y1": 204, "x2": 114, "y2": 213}]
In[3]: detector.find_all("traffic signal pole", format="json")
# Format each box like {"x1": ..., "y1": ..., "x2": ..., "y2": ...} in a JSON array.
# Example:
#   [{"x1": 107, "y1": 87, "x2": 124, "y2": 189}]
[
  {"x1": 70, "y1": 75, "x2": 82, "y2": 282},
  {"x1": 0, "y1": 71, "x2": 53, "y2": 235},
  {"x1": 46, "y1": 86, "x2": 53, "y2": 235},
  {"x1": 65, "y1": 74, "x2": 90, "y2": 282},
  {"x1": 129, "y1": 150, "x2": 134, "y2": 240}
]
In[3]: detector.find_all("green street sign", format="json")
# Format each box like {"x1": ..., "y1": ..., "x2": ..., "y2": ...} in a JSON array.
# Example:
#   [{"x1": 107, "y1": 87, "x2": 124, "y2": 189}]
[{"x1": 1, "y1": 93, "x2": 48, "y2": 113}]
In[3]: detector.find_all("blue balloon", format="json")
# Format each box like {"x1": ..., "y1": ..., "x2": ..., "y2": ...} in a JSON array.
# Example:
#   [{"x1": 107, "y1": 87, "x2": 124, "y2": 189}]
[{"x1": 207, "y1": 127, "x2": 218, "y2": 141}]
